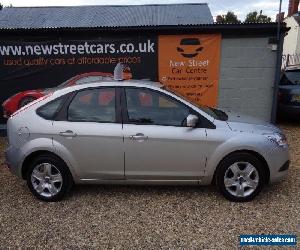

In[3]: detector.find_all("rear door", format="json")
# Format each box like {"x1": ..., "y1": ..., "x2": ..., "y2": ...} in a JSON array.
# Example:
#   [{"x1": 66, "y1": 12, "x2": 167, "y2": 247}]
[{"x1": 51, "y1": 87, "x2": 124, "y2": 180}]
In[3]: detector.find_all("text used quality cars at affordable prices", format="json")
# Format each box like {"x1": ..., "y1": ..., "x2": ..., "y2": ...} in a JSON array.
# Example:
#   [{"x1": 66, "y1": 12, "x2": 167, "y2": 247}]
[{"x1": 5, "y1": 80, "x2": 290, "y2": 202}]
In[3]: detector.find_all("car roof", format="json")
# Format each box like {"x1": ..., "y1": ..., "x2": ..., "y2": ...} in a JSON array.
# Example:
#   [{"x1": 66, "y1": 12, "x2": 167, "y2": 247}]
[
  {"x1": 54, "y1": 79, "x2": 164, "y2": 95},
  {"x1": 35, "y1": 78, "x2": 216, "y2": 124}
]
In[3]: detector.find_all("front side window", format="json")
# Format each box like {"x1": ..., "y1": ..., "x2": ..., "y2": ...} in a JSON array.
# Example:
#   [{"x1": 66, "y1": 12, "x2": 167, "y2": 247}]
[
  {"x1": 125, "y1": 88, "x2": 190, "y2": 126},
  {"x1": 68, "y1": 88, "x2": 116, "y2": 123}
]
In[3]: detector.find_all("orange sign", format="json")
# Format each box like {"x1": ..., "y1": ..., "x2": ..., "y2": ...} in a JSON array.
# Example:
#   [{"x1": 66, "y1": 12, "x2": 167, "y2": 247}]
[{"x1": 158, "y1": 34, "x2": 221, "y2": 107}]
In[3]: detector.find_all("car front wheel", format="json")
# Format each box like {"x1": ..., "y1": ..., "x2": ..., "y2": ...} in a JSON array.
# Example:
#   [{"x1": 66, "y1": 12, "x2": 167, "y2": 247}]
[
  {"x1": 26, "y1": 154, "x2": 73, "y2": 202},
  {"x1": 216, "y1": 152, "x2": 266, "y2": 202}
]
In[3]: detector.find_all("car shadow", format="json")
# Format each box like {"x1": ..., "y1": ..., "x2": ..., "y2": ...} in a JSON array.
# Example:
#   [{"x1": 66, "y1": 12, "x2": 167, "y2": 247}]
[{"x1": 65, "y1": 180, "x2": 288, "y2": 204}]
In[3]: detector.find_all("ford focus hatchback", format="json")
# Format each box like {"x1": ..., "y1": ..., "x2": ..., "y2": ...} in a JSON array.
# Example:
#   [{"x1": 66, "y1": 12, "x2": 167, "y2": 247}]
[{"x1": 5, "y1": 80, "x2": 289, "y2": 202}]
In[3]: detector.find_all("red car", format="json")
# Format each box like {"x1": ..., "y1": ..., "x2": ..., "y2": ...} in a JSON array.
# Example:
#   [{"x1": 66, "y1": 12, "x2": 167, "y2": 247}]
[{"x1": 2, "y1": 72, "x2": 114, "y2": 118}]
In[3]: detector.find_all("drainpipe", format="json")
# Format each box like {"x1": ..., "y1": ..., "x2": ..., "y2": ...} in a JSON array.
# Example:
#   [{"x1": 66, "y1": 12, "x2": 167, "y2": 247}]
[{"x1": 271, "y1": 0, "x2": 283, "y2": 123}]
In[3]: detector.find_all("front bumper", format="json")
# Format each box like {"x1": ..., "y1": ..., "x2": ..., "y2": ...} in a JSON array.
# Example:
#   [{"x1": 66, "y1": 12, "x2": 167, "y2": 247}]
[{"x1": 265, "y1": 145, "x2": 289, "y2": 183}]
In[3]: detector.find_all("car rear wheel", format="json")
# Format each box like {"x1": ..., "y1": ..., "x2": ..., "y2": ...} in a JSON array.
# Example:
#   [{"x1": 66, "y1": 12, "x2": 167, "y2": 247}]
[
  {"x1": 19, "y1": 96, "x2": 36, "y2": 108},
  {"x1": 216, "y1": 152, "x2": 266, "y2": 202},
  {"x1": 26, "y1": 154, "x2": 73, "y2": 202}
]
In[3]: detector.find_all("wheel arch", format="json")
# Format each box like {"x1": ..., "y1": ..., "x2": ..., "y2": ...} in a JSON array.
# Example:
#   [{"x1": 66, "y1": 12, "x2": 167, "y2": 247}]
[
  {"x1": 18, "y1": 95, "x2": 38, "y2": 108},
  {"x1": 211, "y1": 149, "x2": 270, "y2": 185},
  {"x1": 21, "y1": 150, "x2": 69, "y2": 180}
]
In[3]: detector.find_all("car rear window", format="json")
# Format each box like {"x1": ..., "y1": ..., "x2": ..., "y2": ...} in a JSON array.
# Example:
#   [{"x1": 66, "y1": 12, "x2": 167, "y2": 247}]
[{"x1": 36, "y1": 96, "x2": 65, "y2": 120}]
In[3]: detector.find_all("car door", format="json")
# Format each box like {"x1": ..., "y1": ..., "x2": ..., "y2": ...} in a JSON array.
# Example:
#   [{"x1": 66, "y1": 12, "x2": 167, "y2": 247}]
[
  {"x1": 52, "y1": 87, "x2": 124, "y2": 180},
  {"x1": 122, "y1": 87, "x2": 208, "y2": 180}
]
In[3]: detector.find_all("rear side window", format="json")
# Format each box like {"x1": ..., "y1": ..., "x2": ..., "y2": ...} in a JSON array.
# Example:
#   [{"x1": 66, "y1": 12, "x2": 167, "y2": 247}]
[{"x1": 36, "y1": 96, "x2": 65, "y2": 120}]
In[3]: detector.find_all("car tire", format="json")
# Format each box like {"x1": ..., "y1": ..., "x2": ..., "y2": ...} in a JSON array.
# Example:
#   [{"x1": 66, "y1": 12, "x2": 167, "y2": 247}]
[
  {"x1": 26, "y1": 154, "x2": 73, "y2": 202},
  {"x1": 19, "y1": 96, "x2": 36, "y2": 108},
  {"x1": 216, "y1": 152, "x2": 266, "y2": 202}
]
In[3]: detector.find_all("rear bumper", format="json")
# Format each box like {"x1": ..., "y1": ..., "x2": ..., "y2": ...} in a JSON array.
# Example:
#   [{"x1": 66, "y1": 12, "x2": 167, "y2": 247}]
[{"x1": 5, "y1": 145, "x2": 22, "y2": 177}]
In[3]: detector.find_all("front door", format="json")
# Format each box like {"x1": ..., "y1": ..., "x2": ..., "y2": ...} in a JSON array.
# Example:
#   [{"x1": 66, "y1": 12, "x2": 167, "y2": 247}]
[{"x1": 122, "y1": 87, "x2": 207, "y2": 180}]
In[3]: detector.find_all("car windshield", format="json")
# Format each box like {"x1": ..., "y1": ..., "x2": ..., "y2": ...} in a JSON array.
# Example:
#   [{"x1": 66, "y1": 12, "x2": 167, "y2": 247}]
[
  {"x1": 281, "y1": 70, "x2": 300, "y2": 85},
  {"x1": 163, "y1": 86, "x2": 228, "y2": 121}
]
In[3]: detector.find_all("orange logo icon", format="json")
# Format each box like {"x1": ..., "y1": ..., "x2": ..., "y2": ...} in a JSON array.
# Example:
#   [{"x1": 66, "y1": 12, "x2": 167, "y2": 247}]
[{"x1": 176, "y1": 38, "x2": 203, "y2": 58}]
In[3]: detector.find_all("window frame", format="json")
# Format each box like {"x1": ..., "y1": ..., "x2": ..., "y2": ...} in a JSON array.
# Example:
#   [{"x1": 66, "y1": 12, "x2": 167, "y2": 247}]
[
  {"x1": 121, "y1": 87, "x2": 215, "y2": 129},
  {"x1": 53, "y1": 87, "x2": 122, "y2": 124}
]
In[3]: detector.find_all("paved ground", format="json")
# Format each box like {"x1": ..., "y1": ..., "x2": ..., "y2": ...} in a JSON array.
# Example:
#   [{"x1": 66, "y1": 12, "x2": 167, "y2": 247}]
[{"x1": 0, "y1": 123, "x2": 299, "y2": 249}]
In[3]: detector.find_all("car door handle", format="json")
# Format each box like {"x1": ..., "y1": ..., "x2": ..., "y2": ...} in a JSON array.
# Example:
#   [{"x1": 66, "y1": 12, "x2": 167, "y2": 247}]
[
  {"x1": 59, "y1": 130, "x2": 77, "y2": 137},
  {"x1": 129, "y1": 133, "x2": 148, "y2": 141}
]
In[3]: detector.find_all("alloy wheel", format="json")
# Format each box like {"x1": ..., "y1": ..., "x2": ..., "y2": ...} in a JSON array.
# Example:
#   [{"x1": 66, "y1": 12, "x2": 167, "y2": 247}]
[
  {"x1": 31, "y1": 163, "x2": 63, "y2": 198},
  {"x1": 224, "y1": 162, "x2": 259, "y2": 198}
]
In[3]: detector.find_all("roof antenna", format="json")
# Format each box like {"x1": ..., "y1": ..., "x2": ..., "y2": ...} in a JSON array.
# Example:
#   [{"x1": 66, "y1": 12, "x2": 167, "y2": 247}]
[
  {"x1": 114, "y1": 62, "x2": 133, "y2": 80},
  {"x1": 114, "y1": 62, "x2": 124, "y2": 80}
]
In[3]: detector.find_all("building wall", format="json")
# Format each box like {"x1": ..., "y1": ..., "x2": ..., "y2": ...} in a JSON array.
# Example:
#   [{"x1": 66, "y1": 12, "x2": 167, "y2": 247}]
[
  {"x1": 283, "y1": 17, "x2": 299, "y2": 55},
  {"x1": 0, "y1": 30, "x2": 282, "y2": 126},
  {"x1": 218, "y1": 37, "x2": 277, "y2": 121}
]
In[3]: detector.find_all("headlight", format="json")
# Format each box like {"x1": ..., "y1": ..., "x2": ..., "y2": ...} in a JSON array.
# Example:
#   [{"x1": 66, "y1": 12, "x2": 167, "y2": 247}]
[{"x1": 265, "y1": 133, "x2": 287, "y2": 147}]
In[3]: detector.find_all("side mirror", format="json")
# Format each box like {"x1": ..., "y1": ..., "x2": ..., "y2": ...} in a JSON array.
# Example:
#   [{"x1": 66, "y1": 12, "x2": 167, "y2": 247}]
[{"x1": 186, "y1": 114, "x2": 199, "y2": 128}]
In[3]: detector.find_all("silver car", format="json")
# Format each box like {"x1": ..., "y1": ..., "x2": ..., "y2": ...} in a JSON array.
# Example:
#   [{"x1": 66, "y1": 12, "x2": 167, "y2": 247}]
[{"x1": 5, "y1": 80, "x2": 289, "y2": 202}]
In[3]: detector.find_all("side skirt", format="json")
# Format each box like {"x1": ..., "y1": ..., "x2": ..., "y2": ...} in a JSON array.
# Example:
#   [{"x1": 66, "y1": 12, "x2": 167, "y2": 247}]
[{"x1": 75, "y1": 177, "x2": 212, "y2": 185}]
